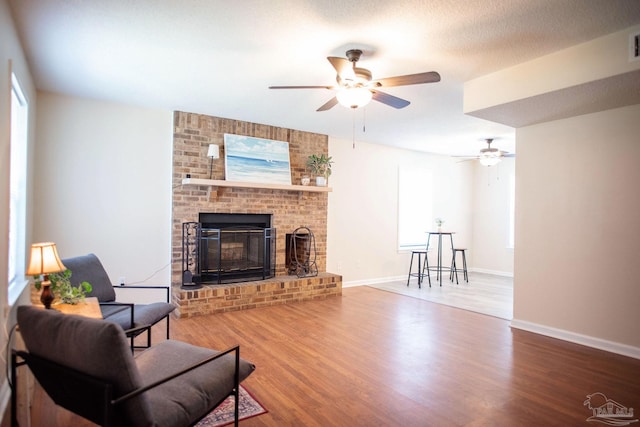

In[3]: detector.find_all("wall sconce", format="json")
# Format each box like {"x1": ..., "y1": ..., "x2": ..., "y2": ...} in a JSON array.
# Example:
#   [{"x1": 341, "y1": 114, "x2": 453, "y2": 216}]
[
  {"x1": 26, "y1": 242, "x2": 66, "y2": 309},
  {"x1": 207, "y1": 144, "x2": 220, "y2": 179}
]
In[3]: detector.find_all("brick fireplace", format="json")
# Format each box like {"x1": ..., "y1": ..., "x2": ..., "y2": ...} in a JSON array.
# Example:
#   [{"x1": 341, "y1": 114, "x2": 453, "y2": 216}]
[
  {"x1": 171, "y1": 112, "x2": 342, "y2": 317},
  {"x1": 184, "y1": 213, "x2": 276, "y2": 285}
]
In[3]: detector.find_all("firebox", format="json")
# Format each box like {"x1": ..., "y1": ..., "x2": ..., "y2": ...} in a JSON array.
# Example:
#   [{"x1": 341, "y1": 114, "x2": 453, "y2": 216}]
[{"x1": 181, "y1": 213, "x2": 276, "y2": 286}]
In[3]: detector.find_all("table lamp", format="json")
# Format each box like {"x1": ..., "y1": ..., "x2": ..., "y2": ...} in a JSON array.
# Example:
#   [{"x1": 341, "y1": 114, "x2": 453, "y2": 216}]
[{"x1": 26, "y1": 242, "x2": 66, "y2": 309}]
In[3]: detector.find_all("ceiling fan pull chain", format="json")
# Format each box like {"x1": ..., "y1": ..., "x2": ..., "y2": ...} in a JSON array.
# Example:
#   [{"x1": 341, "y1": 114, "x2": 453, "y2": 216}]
[
  {"x1": 362, "y1": 107, "x2": 366, "y2": 133},
  {"x1": 352, "y1": 108, "x2": 356, "y2": 149}
]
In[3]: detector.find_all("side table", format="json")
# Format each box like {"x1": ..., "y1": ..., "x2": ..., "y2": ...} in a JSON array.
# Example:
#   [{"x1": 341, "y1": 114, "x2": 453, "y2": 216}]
[{"x1": 41, "y1": 297, "x2": 103, "y2": 319}]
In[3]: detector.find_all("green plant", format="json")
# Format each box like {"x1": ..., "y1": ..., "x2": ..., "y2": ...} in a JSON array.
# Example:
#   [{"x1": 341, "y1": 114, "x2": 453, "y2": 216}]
[
  {"x1": 306, "y1": 154, "x2": 333, "y2": 179},
  {"x1": 34, "y1": 269, "x2": 92, "y2": 305}
]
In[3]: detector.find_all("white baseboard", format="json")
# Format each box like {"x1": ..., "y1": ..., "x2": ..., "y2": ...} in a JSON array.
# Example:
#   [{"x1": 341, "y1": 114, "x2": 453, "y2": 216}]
[
  {"x1": 342, "y1": 275, "x2": 405, "y2": 288},
  {"x1": 470, "y1": 268, "x2": 514, "y2": 278},
  {"x1": 510, "y1": 319, "x2": 640, "y2": 360},
  {"x1": 342, "y1": 270, "x2": 512, "y2": 287}
]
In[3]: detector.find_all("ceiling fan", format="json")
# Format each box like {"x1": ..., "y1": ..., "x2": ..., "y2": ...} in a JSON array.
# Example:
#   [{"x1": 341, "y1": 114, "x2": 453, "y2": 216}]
[
  {"x1": 458, "y1": 139, "x2": 515, "y2": 166},
  {"x1": 269, "y1": 49, "x2": 441, "y2": 111}
]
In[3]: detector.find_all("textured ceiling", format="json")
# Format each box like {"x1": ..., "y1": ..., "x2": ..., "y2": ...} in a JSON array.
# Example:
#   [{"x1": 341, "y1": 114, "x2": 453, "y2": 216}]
[{"x1": 8, "y1": 0, "x2": 640, "y2": 156}]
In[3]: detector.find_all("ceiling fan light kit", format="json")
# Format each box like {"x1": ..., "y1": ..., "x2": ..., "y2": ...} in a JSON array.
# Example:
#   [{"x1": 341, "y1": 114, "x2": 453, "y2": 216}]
[
  {"x1": 336, "y1": 86, "x2": 372, "y2": 109},
  {"x1": 269, "y1": 48, "x2": 441, "y2": 111},
  {"x1": 479, "y1": 153, "x2": 502, "y2": 166},
  {"x1": 456, "y1": 138, "x2": 514, "y2": 166},
  {"x1": 479, "y1": 144, "x2": 501, "y2": 166}
]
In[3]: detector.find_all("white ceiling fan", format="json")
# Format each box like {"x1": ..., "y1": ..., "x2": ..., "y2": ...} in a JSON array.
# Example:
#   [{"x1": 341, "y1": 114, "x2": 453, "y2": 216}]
[{"x1": 457, "y1": 139, "x2": 515, "y2": 166}]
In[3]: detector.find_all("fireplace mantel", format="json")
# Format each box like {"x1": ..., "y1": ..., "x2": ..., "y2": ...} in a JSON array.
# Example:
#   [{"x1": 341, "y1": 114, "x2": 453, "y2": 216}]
[{"x1": 182, "y1": 178, "x2": 332, "y2": 193}]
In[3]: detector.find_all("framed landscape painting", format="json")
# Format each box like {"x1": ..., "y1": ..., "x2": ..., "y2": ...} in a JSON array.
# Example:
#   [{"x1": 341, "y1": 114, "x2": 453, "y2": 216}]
[{"x1": 224, "y1": 134, "x2": 292, "y2": 185}]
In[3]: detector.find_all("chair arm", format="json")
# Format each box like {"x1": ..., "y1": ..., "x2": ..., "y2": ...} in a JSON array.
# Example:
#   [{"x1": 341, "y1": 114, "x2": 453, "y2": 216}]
[
  {"x1": 122, "y1": 324, "x2": 151, "y2": 337},
  {"x1": 99, "y1": 302, "x2": 134, "y2": 331},
  {"x1": 111, "y1": 285, "x2": 171, "y2": 303},
  {"x1": 99, "y1": 301, "x2": 134, "y2": 308},
  {"x1": 112, "y1": 345, "x2": 240, "y2": 406}
]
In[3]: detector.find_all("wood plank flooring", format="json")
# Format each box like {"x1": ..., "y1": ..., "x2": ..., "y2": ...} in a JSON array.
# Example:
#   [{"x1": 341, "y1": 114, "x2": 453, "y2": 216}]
[
  {"x1": 369, "y1": 272, "x2": 513, "y2": 319},
  {"x1": 28, "y1": 286, "x2": 640, "y2": 426}
]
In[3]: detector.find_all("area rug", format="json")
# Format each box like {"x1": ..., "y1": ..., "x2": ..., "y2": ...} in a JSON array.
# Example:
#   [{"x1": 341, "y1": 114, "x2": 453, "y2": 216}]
[{"x1": 195, "y1": 386, "x2": 268, "y2": 427}]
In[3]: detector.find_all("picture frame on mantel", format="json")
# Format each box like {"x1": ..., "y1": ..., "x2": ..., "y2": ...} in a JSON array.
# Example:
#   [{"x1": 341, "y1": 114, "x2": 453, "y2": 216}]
[{"x1": 224, "y1": 134, "x2": 292, "y2": 185}]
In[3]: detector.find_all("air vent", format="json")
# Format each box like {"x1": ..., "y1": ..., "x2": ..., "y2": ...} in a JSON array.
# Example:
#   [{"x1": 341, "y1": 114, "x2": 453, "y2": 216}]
[{"x1": 631, "y1": 31, "x2": 640, "y2": 62}]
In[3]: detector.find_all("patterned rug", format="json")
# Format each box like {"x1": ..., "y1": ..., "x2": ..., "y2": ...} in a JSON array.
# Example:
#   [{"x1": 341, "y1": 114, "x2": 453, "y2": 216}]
[{"x1": 195, "y1": 386, "x2": 268, "y2": 427}]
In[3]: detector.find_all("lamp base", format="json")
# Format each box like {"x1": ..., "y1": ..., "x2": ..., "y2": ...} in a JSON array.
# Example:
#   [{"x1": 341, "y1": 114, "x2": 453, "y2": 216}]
[{"x1": 40, "y1": 282, "x2": 54, "y2": 309}]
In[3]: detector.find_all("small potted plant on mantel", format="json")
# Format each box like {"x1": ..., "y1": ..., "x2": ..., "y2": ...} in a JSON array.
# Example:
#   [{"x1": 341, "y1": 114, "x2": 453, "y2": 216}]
[{"x1": 306, "y1": 154, "x2": 333, "y2": 186}]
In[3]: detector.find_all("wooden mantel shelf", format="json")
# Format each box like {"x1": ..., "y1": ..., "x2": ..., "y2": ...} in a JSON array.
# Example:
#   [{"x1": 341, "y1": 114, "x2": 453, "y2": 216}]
[{"x1": 181, "y1": 178, "x2": 332, "y2": 193}]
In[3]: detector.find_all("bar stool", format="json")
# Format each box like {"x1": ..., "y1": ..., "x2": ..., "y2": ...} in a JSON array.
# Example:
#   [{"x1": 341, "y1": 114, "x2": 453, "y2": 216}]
[
  {"x1": 407, "y1": 250, "x2": 431, "y2": 288},
  {"x1": 450, "y1": 248, "x2": 468, "y2": 284}
]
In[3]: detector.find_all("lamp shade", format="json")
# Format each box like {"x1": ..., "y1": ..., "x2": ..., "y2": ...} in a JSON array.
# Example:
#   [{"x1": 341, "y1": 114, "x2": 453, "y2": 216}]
[
  {"x1": 26, "y1": 242, "x2": 66, "y2": 276},
  {"x1": 207, "y1": 144, "x2": 220, "y2": 159},
  {"x1": 336, "y1": 87, "x2": 372, "y2": 109}
]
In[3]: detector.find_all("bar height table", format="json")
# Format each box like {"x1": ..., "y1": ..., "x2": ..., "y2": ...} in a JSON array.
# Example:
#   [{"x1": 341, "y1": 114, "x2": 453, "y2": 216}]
[{"x1": 426, "y1": 231, "x2": 455, "y2": 286}]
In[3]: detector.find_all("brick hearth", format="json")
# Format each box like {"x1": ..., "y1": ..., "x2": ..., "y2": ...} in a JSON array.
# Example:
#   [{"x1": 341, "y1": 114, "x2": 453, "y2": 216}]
[{"x1": 173, "y1": 273, "x2": 342, "y2": 318}]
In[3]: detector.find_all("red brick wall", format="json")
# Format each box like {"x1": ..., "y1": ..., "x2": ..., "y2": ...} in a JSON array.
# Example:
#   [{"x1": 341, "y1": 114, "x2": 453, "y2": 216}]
[{"x1": 171, "y1": 111, "x2": 329, "y2": 286}]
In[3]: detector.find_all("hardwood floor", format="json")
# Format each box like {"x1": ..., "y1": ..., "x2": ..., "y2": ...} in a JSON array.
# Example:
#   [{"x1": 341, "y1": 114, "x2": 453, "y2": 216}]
[{"x1": 29, "y1": 286, "x2": 640, "y2": 426}]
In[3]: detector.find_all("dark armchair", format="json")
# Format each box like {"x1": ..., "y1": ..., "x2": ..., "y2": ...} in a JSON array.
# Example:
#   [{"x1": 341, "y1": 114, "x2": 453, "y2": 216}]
[
  {"x1": 62, "y1": 253, "x2": 175, "y2": 349},
  {"x1": 12, "y1": 305, "x2": 255, "y2": 427}
]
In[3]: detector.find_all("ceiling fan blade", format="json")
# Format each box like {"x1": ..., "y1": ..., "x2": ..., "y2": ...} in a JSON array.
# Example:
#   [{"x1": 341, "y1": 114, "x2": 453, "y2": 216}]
[
  {"x1": 327, "y1": 57, "x2": 355, "y2": 80},
  {"x1": 371, "y1": 90, "x2": 410, "y2": 109},
  {"x1": 372, "y1": 71, "x2": 441, "y2": 88},
  {"x1": 269, "y1": 85, "x2": 333, "y2": 89},
  {"x1": 316, "y1": 97, "x2": 338, "y2": 112}
]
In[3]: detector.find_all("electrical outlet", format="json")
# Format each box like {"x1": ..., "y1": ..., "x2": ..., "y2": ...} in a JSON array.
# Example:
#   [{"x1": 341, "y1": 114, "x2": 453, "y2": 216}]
[{"x1": 119, "y1": 277, "x2": 126, "y2": 286}]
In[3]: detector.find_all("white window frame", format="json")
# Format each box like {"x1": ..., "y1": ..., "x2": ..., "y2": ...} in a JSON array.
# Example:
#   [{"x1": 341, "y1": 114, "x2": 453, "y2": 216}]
[
  {"x1": 397, "y1": 166, "x2": 433, "y2": 250},
  {"x1": 8, "y1": 70, "x2": 29, "y2": 305}
]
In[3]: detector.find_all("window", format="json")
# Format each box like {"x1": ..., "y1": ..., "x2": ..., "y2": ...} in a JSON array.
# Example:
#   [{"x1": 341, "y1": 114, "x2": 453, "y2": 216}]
[
  {"x1": 8, "y1": 72, "x2": 29, "y2": 304},
  {"x1": 398, "y1": 167, "x2": 433, "y2": 249}
]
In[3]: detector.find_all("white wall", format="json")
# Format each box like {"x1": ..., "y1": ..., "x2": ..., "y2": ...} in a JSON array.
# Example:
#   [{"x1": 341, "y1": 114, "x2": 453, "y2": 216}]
[
  {"x1": 512, "y1": 104, "x2": 640, "y2": 355},
  {"x1": 1, "y1": 0, "x2": 38, "y2": 414},
  {"x1": 326, "y1": 137, "x2": 475, "y2": 285},
  {"x1": 34, "y1": 93, "x2": 173, "y2": 290},
  {"x1": 471, "y1": 158, "x2": 515, "y2": 275},
  {"x1": 31, "y1": 94, "x2": 513, "y2": 295}
]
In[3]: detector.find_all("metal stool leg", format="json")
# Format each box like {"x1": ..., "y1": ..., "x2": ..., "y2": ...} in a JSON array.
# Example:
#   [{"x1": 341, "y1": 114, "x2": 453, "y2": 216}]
[
  {"x1": 421, "y1": 252, "x2": 431, "y2": 287},
  {"x1": 450, "y1": 249, "x2": 468, "y2": 284},
  {"x1": 461, "y1": 249, "x2": 468, "y2": 282},
  {"x1": 408, "y1": 251, "x2": 429, "y2": 288},
  {"x1": 407, "y1": 251, "x2": 416, "y2": 286},
  {"x1": 450, "y1": 251, "x2": 459, "y2": 284},
  {"x1": 407, "y1": 251, "x2": 423, "y2": 288}
]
